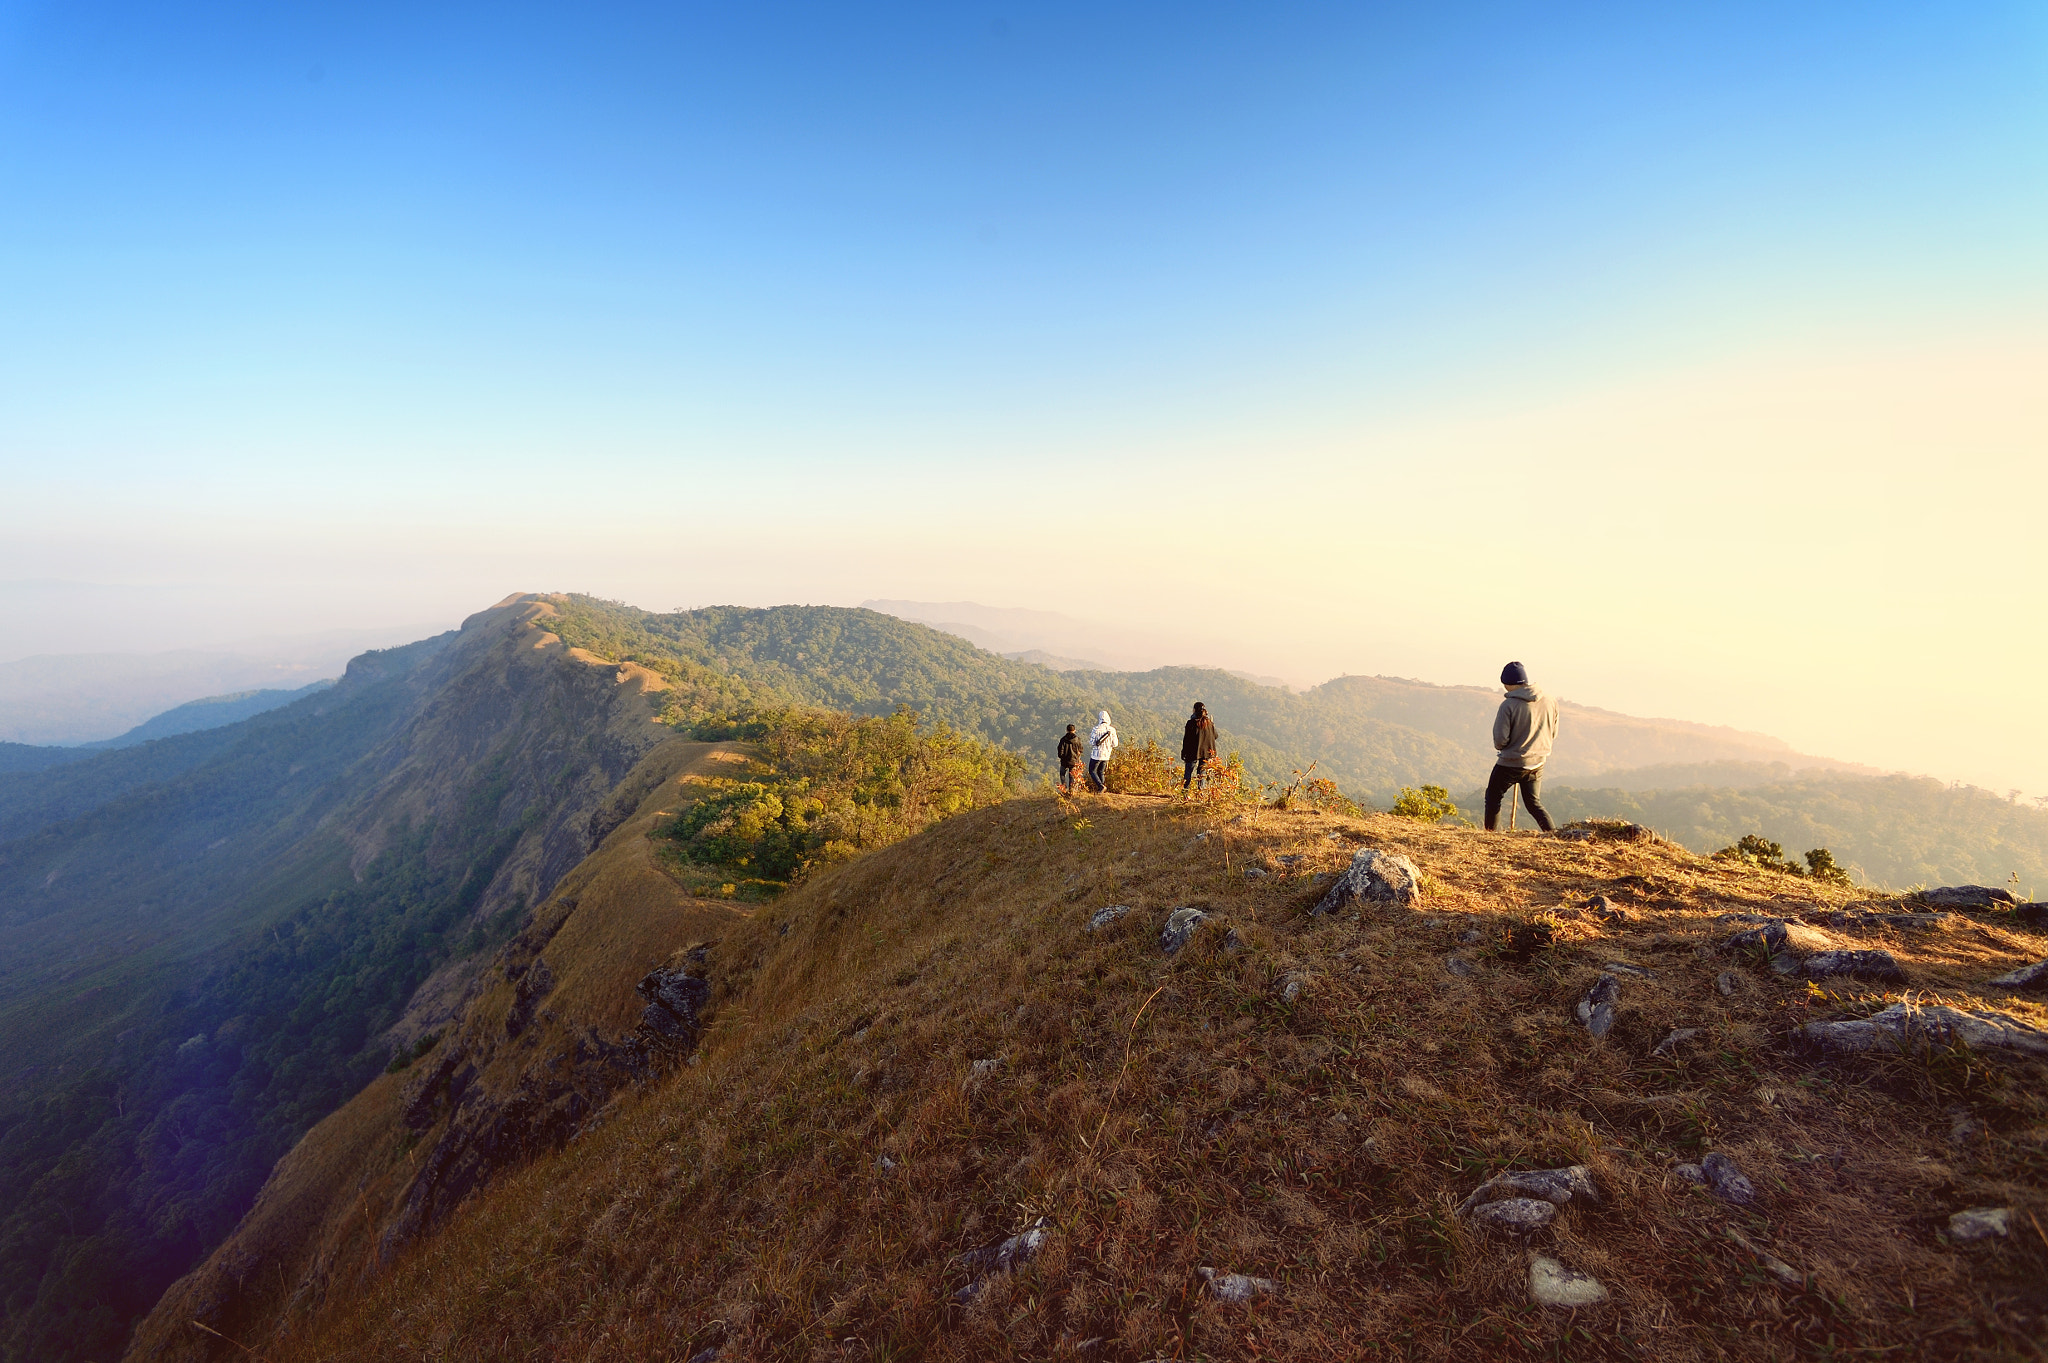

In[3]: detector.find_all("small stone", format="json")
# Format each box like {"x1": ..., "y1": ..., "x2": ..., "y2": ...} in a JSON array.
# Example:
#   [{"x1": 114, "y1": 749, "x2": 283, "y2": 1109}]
[
  {"x1": 1277, "y1": 854, "x2": 1302, "y2": 867},
  {"x1": 1528, "y1": 1254, "x2": 1608, "y2": 1307},
  {"x1": 1947, "y1": 1207, "x2": 2011, "y2": 1243},
  {"x1": 875, "y1": 1155, "x2": 897, "y2": 1172},
  {"x1": 687, "y1": 1348, "x2": 722, "y2": 1363},
  {"x1": 953, "y1": 1220, "x2": 1052, "y2": 1301},
  {"x1": 1725, "y1": 920, "x2": 1789, "y2": 953},
  {"x1": 1590, "y1": 895, "x2": 1631, "y2": 924},
  {"x1": 1273, "y1": 970, "x2": 1307, "y2": 1004},
  {"x1": 1577, "y1": 973, "x2": 1621, "y2": 1038},
  {"x1": 1444, "y1": 955, "x2": 1475, "y2": 978},
  {"x1": 1197, "y1": 1266, "x2": 1278, "y2": 1303},
  {"x1": 1086, "y1": 905, "x2": 1131, "y2": 932},
  {"x1": 1221, "y1": 929, "x2": 1247, "y2": 953},
  {"x1": 1715, "y1": 971, "x2": 1741, "y2": 996},
  {"x1": 1244, "y1": 866, "x2": 1268, "y2": 880},
  {"x1": 1802, "y1": 949, "x2": 1905, "y2": 983},
  {"x1": 1467, "y1": 1197, "x2": 1557, "y2": 1233},
  {"x1": 1652, "y1": 1027, "x2": 1702, "y2": 1057},
  {"x1": 1459, "y1": 1166, "x2": 1601, "y2": 1212},
  {"x1": 1672, "y1": 1162, "x2": 1705, "y2": 1185},
  {"x1": 1700, "y1": 1151, "x2": 1757, "y2": 1207},
  {"x1": 1459, "y1": 928, "x2": 1484, "y2": 944},
  {"x1": 1725, "y1": 1226, "x2": 1803, "y2": 1288},
  {"x1": 1947, "y1": 1108, "x2": 1985, "y2": 1145},
  {"x1": 963, "y1": 1056, "x2": 1004, "y2": 1090},
  {"x1": 1160, "y1": 907, "x2": 1210, "y2": 955},
  {"x1": 1604, "y1": 961, "x2": 1655, "y2": 978},
  {"x1": 1768, "y1": 951, "x2": 1802, "y2": 975},
  {"x1": 1988, "y1": 958, "x2": 2048, "y2": 992}
]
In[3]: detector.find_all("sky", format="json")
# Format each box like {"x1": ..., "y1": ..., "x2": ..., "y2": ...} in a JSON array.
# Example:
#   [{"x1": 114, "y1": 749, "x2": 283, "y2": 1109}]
[{"x1": 2, "y1": 2, "x2": 2045, "y2": 792}]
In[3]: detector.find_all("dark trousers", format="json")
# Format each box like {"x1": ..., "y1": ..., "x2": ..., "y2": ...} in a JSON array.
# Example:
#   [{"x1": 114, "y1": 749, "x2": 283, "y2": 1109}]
[
  {"x1": 1086, "y1": 758, "x2": 1108, "y2": 792},
  {"x1": 1183, "y1": 758, "x2": 1209, "y2": 790},
  {"x1": 1059, "y1": 765, "x2": 1077, "y2": 793},
  {"x1": 1484, "y1": 764, "x2": 1553, "y2": 831}
]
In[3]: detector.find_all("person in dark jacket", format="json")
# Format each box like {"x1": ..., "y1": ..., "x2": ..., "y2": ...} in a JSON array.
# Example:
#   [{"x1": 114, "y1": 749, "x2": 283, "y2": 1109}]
[
  {"x1": 1180, "y1": 701, "x2": 1217, "y2": 792},
  {"x1": 1485, "y1": 661, "x2": 1559, "y2": 832},
  {"x1": 1056, "y1": 724, "x2": 1082, "y2": 794}
]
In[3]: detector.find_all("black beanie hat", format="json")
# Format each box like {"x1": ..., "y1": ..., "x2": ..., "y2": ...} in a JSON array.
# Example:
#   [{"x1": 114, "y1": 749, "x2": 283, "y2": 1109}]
[{"x1": 1501, "y1": 661, "x2": 1529, "y2": 686}]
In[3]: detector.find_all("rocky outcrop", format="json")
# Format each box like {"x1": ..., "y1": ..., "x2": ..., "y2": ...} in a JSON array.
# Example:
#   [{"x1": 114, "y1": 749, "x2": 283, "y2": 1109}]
[
  {"x1": 1797, "y1": 1001, "x2": 2048, "y2": 1057},
  {"x1": 1987, "y1": 958, "x2": 2048, "y2": 992},
  {"x1": 1917, "y1": 885, "x2": 2015, "y2": 909}
]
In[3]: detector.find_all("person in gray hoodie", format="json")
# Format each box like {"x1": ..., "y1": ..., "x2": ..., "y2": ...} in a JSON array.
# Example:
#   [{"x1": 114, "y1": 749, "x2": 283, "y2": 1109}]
[
  {"x1": 1485, "y1": 661, "x2": 1558, "y2": 832},
  {"x1": 1086, "y1": 710, "x2": 1119, "y2": 793}
]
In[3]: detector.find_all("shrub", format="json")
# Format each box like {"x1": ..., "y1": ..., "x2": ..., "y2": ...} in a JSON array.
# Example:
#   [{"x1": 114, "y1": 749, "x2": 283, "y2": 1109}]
[
  {"x1": 1103, "y1": 739, "x2": 1178, "y2": 795},
  {"x1": 1390, "y1": 784, "x2": 1459, "y2": 823},
  {"x1": 1714, "y1": 833, "x2": 1804, "y2": 874},
  {"x1": 1804, "y1": 847, "x2": 1854, "y2": 886},
  {"x1": 1270, "y1": 762, "x2": 1365, "y2": 816}
]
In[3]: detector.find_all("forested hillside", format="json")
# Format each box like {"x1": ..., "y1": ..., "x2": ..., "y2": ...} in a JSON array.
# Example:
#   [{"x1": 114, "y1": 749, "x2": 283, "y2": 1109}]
[{"x1": 1538, "y1": 775, "x2": 2048, "y2": 894}]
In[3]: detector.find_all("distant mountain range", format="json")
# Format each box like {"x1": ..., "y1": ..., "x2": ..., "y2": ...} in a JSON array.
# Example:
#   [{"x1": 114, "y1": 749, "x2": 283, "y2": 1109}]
[{"x1": 0, "y1": 682, "x2": 334, "y2": 774}]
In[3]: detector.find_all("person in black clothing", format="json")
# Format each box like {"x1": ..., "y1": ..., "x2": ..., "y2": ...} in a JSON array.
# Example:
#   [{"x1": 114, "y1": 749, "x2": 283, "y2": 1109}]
[
  {"x1": 1181, "y1": 701, "x2": 1217, "y2": 792},
  {"x1": 1056, "y1": 724, "x2": 1082, "y2": 795}
]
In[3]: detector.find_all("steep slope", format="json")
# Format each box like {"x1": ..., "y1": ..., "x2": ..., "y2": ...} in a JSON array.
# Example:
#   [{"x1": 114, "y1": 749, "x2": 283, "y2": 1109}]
[
  {"x1": 141, "y1": 793, "x2": 2047, "y2": 1361},
  {"x1": 0, "y1": 595, "x2": 675, "y2": 1363}
]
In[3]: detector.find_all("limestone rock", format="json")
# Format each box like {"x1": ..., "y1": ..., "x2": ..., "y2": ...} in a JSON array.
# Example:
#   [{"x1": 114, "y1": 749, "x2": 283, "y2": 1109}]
[
  {"x1": 1273, "y1": 970, "x2": 1308, "y2": 1004},
  {"x1": 1724, "y1": 920, "x2": 1789, "y2": 954},
  {"x1": 1310, "y1": 849, "x2": 1422, "y2": 916},
  {"x1": 1459, "y1": 928, "x2": 1485, "y2": 944},
  {"x1": 1243, "y1": 866, "x2": 1268, "y2": 880},
  {"x1": 963, "y1": 1056, "x2": 1004, "y2": 1091},
  {"x1": 1673, "y1": 1162, "x2": 1705, "y2": 1186},
  {"x1": 1577, "y1": 973, "x2": 1621, "y2": 1038},
  {"x1": 1086, "y1": 905, "x2": 1131, "y2": 932},
  {"x1": 1919, "y1": 885, "x2": 2015, "y2": 909},
  {"x1": 1987, "y1": 958, "x2": 2048, "y2": 992},
  {"x1": 1725, "y1": 1226, "x2": 1802, "y2": 1288},
  {"x1": 1444, "y1": 955, "x2": 1475, "y2": 978},
  {"x1": 1459, "y1": 1165, "x2": 1601, "y2": 1213},
  {"x1": 1528, "y1": 1254, "x2": 1609, "y2": 1307},
  {"x1": 1700, "y1": 1151, "x2": 1757, "y2": 1207},
  {"x1": 1947, "y1": 1207, "x2": 2011, "y2": 1243},
  {"x1": 1589, "y1": 895, "x2": 1631, "y2": 923},
  {"x1": 2017, "y1": 902, "x2": 2047, "y2": 929},
  {"x1": 1796, "y1": 1001, "x2": 2048, "y2": 1058},
  {"x1": 1197, "y1": 1267, "x2": 1278, "y2": 1304},
  {"x1": 1715, "y1": 971, "x2": 1741, "y2": 997},
  {"x1": 1802, "y1": 949, "x2": 1906, "y2": 983},
  {"x1": 1160, "y1": 907, "x2": 1209, "y2": 955},
  {"x1": 1466, "y1": 1197, "x2": 1557, "y2": 1233},
  {"x1": 1652, "y1": 1027, "x2": 1702, "y2": 1057},
  {"x1": 1604, "y1": 961, "x2": 1655, "y2": 978},
  {"x1": 953, "y1": 1220, "x2": 1051, "y2": 1301}
]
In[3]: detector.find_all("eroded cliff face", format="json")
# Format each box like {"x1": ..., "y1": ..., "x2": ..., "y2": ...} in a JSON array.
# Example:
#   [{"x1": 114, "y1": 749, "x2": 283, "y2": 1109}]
[{"x1": 126, "y1": 735, "x2": 752, "y2": 1363}]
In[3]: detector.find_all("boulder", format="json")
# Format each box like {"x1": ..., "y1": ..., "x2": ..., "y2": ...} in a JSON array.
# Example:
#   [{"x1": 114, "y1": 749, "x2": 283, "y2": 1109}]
[
  {"x1": 1310, "y1": 849, "x2": 1422, "y2": 916},
  {"x1": 1700, "y1": 1152, "x2": 1757, "y2": 1207},
  {"x1": 1801, "y1": 949, "x2": 1905, "y2": 983},
  {"x1": 1466, "y1": 1197, "x2": 1557, "y2": 1233},
  {"x1": 1528, "y1": 1254, "x2": 1609, "y2": 1307},
  {"x1": 1577, "y1": 973, "x2": 1621, "y2": 1039},
  {"x1": 1987, "y1": 958, "x2": 2048, "y2": 992},
  {"x1": 1947, "y1": 1207, "x2": 2011, "y2": 1243},
  {"x1": 1085, "y1": 905, "x2": 1131, "y2": 932},
  {"x1": 1796, "y1": 1001, "x2": 2048, "y2": 1058},
  {"x1": 2017, "y1": 903, "x2": 2047, "y2": 929},
  {"x1": 1458, "y1": 1166, "x2": 1600, "y2": 1213},
  {"x1": 1197, "y1": 1267, "x2": 1278, "y2": 1304},
  {"x1": 635, "y1": 968, "x2": 709, "y2": 1047},
  {"x1": 1919, "y1": 886, "x2": 2015, "y2": 909},
  {"x1": 1160, "y1": 907, "x2": 1209, "y2": 955}
]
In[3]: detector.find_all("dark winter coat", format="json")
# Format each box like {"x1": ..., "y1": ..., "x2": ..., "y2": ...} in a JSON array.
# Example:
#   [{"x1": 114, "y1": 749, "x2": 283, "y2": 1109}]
[
  {"x1": 1181, "y1": 715, "x2": 1217, "y2": 763},
  {"x1": 1057, "y1": 732, "x2": 1082, "y2": 768}
]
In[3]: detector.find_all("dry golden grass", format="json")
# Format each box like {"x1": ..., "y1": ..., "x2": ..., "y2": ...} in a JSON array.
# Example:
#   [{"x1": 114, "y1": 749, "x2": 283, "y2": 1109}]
[{"x1": 206, "y1": 797, "x2": 2048, "y2": 1362}]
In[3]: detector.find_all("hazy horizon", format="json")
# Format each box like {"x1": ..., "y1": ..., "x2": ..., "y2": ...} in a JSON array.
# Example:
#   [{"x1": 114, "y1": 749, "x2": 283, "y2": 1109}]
[{"x1": 3, "y1": 5, "x2": 2043, "y2": 793}]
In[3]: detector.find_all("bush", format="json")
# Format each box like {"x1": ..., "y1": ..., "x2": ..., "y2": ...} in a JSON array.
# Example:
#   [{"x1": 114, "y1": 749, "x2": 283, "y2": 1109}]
[
  {"x1": 1714, "y1": 833, "x2": 1802, "y2": 874},
  {"x1": 1102, "y1": 739, "x2": 1178, "y2": 795},
  {"x1": 1270, "y1": 762, "x2": 1364, "y2": 816},
  {"x1": 1188, "y1": 752, "x2": 1260, "y2": 807},
  {"x1": 1803, "y1": 847, "x2": 1854, "y2": 886},
  {"x1": 1390, "y1": 784, "x2": 1459, "y2": 823}
]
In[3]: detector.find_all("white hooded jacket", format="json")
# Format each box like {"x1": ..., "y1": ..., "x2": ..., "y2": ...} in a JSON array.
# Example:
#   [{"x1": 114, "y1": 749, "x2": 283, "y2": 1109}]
[{"x1": 1088, "y1": 711, "x2": 1119, "y2": 762}]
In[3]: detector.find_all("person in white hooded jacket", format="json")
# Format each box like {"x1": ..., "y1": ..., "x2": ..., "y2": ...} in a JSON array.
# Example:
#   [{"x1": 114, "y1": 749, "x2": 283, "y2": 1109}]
[{"x1": 1086, "y1": 710, "x2": 1118, "y2": 793}]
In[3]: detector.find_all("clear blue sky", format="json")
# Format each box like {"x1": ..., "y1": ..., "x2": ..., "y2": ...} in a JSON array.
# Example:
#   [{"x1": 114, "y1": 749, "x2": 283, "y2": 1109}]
[{"x1": 3, "y1": 2, "x2": 2046, "y2": 790}]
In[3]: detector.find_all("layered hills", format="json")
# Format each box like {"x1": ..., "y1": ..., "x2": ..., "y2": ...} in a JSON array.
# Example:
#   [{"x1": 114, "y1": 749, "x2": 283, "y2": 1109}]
[{"x1": 5, "y1": 591, "x2": 2046, "y2": 1362}]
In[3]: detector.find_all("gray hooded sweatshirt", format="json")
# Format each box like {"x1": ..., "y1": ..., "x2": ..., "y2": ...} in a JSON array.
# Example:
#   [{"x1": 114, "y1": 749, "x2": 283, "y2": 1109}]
[
  {"x1": 1089, "y1": 711, "x2": 1119, "y2": 762},
  {"x1": 1492, "y1": 685, "x2": 1559, "y2": 771}
]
